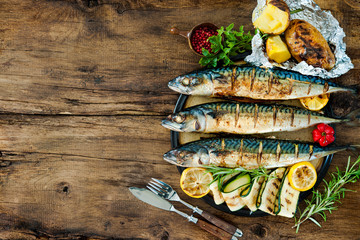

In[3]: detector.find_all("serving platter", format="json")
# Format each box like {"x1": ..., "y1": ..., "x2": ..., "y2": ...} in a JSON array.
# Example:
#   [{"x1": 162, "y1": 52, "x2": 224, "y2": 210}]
[{"x1": 171, "y1": 94, "x2": 333, "y2": 217}]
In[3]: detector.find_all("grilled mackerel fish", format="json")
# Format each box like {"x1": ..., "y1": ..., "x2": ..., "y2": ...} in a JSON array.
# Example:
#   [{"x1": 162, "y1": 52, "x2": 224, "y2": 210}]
[
  {"x1": 163, "y1": 137, "x2": 350, "y2": 169},
  {"x1": 162, "y1": 101, "x2": 351, "y2": 134},
  {"x1": 168, "y1": 65, "x2": 355, "y2": 100}
]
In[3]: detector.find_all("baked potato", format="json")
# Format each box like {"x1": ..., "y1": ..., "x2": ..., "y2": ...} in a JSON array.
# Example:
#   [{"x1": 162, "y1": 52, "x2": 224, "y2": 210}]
[
  {"x1": 285, "y1": 19, "x2": 336, "y2": 70},
  {"x1": 253, "y1": 0, "x2": 290, "y2": 35},
  {"x1": 266, "y1": 35, "x2": 291, "y2": 63}
]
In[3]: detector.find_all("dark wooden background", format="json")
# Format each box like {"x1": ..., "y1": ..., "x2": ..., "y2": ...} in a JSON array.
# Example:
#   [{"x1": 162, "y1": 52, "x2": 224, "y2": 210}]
[{"x1": 0, "y1": 0, "x2": 359, "y2": 239}]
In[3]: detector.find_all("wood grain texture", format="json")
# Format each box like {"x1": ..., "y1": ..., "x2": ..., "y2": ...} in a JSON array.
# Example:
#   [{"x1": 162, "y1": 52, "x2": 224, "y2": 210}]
[{"x1": 0, "y1": 0, "x2": 359, "y2": 239}]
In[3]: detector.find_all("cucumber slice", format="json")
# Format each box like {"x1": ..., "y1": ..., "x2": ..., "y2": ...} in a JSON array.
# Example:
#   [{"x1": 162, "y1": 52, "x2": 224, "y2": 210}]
[
  {"x1": 276, "y1": 170, "x2": 300, "y2": 218},
  {"x1": 222, "y1": 174, "x2": 251, "y2": 211},
  {"x1": 258, "y1": 167, "x2": 286, "y2": 215},
  {"x1": 241, "y1": 176, "x2": 266, "y2": 212}
]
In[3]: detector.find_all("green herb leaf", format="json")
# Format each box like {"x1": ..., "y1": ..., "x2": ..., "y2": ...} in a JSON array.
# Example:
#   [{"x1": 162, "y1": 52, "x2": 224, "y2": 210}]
[
  {"x1": 202, "y1": 48, "x2": 211, "y2": 57},
  {"x1": 199, "y1": 23, "x2": 255, "y2": 68}
]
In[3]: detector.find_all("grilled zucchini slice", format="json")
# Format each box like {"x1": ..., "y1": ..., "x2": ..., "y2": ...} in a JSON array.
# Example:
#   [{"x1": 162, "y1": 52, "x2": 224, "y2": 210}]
[
  {"x1": 274, "y1": 168, "x2": 289, "y2": 215},
  {"x1": 256, "y1": 176, "x2": 268, "y2": 208},
  {"x1": 276, "y1": 170, "x2": 300, "y2": 218},
  {"x1": 258, "y1": 167, "x2": 286, "y2": 215},
  {"x1": 222, "y1": 174, "x2": 251, "y2": 211},
  {"x1": 241, "y1": 176, "x2": 266, "y2": 212},
  {"x1": 209, "y1": 181, "x2": 225, "y2": 205}
]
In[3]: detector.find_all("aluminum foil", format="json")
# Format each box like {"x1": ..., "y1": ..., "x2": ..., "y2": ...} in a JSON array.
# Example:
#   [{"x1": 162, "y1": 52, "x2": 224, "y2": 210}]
[{"x1": 245, "y1": 0, "x2": 353, "y2": 79}]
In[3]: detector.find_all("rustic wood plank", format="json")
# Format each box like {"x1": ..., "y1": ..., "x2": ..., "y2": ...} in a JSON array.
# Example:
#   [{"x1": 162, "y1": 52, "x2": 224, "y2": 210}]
[
  {"x1": 0, "y1": 0, "x2": 358, "y2": 239},
  {"x1": 0, "y1": 0, "x2": 357, "y2": 115}
]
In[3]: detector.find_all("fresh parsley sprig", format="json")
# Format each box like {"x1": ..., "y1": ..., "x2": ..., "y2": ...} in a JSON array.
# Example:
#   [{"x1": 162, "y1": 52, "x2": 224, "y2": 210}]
[
  {"x1": 294, "y1": 156, "x2": 360, "y2": 233},
  {"x1": 199, "y1": 23, "x2": 254, "y2": 68}
]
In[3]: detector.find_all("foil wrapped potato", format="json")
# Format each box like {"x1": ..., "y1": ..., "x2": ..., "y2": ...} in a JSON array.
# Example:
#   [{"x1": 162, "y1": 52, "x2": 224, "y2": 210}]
[
  {"x1": 285, "y1": 19, "x2": 336, "y2": 70},
  {"x1": 253, "y1": 0, "x2": 290, "y2": 35}
]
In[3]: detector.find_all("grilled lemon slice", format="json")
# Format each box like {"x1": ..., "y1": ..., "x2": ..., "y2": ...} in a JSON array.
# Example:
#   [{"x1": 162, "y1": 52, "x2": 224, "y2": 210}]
[
  {"x1": 288, "y1": 162, "x2": 317, "y2": 192},
  {"x1": 180, "y1": 167, "x2": 213, "y2": 198},
  {"x1": 299, "y1": 94, "x2": 330, "y2": 111}
]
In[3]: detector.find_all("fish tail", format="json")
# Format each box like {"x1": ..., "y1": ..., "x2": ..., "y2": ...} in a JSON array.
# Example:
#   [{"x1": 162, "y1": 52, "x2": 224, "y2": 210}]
[
  {"x1": 343, "y1": 109, "x2": 360, "y2": 127},
  {"x1": 344, "y1": 84, "x2": 358, "y2": 95},
  {"x1": 348, "y1": 145, "x2": 360, "y2": 151}
]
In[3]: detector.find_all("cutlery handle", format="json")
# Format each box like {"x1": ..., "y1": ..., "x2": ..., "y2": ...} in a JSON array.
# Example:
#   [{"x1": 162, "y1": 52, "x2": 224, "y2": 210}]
[
  {"x1": 196, "y1": 219, "x2": 236, "y2": 240},
  {"x1": 200, "y1": 210, "x2": 242, "y2": 238}
]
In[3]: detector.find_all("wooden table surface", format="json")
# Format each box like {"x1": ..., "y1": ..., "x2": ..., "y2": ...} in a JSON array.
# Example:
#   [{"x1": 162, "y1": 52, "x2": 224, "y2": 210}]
[{"x1": 0, "y1": 0, "x2": 359, "y2": 239}]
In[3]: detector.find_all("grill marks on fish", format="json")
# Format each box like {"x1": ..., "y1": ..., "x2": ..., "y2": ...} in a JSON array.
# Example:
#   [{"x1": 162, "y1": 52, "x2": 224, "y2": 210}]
[
  {"x1": 254, "y1": 104, "x2": 259, "y2": 128},
  {"x1": 307, "y1": 83, "x2": 312, "y2": 95},
  {"x1": 231, "y1": 67, "x2": 237, "y2": 91},
  {"x1": 165, "y1": 137, "x2": 349, "y2": 169},
  {"x1": 170, "y1": 66, "x2": 354, "y2": 100},
  {"x1": 287, "y1": 78, "x2": 294, "y2": 95},
  {"x1": 276, "y1": 143, "x2": 282, "y2": 162},
  {"x1": 167, "y1": 101, "x2": 341, "y2": 135},
  {"x1": 323, "y1": 82, "x2": 329, "y2": 93},
  {"x1": 268, "y1": 72, "x2": 273, "y2": 93},
  {"x1": 309, "y1": 145, "x2": 314, "y2": 160},
  {"x1": 250, "y1": 68, "x2": 256, "y2": 92},
  {"x1": 237, "y1": 139, "x2": 244, "y2": 166},
  {"x1": 257, "y1": 141, "x2": 263, "y2": 166},
  {"x1": 290, "y1": 108, "x2": 295, "y2": 127},
  {"x1": 294, "y1": 144, "x2": 299, "y2": 161},
  {"x1": 273, "y1": 106, "x2": 278, "y2": 127},
  {"x1": 235, "y1": 103, "x2": 241, "y2": 128}
]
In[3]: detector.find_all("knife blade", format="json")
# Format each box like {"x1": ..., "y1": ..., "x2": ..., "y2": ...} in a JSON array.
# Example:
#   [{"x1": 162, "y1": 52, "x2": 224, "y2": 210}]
[
  {"x1": 129, "y1": 187, "x2": 173, "y2": 211},
  {"x1": 129, "y1": 187, "x2": 237, "y2": 240}
]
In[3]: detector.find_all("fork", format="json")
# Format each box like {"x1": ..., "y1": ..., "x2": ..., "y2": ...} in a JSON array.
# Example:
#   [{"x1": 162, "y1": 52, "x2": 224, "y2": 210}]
[{"x1": 147, "y1": 178, "x2": 243, "y2": 238}]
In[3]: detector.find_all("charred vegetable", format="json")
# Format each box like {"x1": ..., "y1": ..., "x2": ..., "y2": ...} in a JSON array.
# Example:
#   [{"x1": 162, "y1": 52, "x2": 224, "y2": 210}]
[
  {"x1": 221, "y1": 174, "x2": 251, "y2": 211},
  {"x1": 258, "y1": 167, "x2": 286, "y2": 215},
  {"x1": 285, "y1": 19, "x2": 336, "y2": 71}
]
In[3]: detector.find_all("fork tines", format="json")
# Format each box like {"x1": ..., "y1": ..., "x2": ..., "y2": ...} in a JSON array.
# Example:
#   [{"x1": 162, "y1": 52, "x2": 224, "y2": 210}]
[
  {"x1": 147, "y1": 180, "x2": 168, "y2": 197},
  {"x1": 151, "y1": 178, "x2": 171, "y2": 190}
]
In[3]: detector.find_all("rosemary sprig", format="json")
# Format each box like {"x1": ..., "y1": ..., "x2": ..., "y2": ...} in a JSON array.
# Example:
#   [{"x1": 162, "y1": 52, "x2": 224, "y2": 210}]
[
  {"x1": 290, "y1": 9, "x2": 304, "y2": 14},
  {"x1": 204, "y1": 165, "x2": 273, "y2": 190},
  {"x1": 294, "y1": 156, "x2": 360, "y2": 233}
]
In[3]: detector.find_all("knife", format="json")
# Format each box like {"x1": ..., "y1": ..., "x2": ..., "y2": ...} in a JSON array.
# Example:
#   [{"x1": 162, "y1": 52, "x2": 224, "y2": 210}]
[{"x1": 129, "y1": 187, "x2": 238, "y2": 240}]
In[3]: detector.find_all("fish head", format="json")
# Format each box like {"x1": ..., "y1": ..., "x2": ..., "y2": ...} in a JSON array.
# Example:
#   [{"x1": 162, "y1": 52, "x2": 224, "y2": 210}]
[
  {"x1": 161, "y1": 109, "x2": 206, "y2": 132},
  {"x1": 168, "y1": 73, "x2": 213, "y2": 96},
  {"x1": 163, "y1": 144, "x2": 210, "y2": 167}
]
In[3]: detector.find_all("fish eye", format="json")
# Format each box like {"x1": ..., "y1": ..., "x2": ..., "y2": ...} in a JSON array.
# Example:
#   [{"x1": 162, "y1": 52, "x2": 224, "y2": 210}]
[
  {"x1": 182, "y1": 78, "x2": 190, "y2": 86},
  {"x1": 172, "y1": 113, "x2": 185, "y2": 123}
]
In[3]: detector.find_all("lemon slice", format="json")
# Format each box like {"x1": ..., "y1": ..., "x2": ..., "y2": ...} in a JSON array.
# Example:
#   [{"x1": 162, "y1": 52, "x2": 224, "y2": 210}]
[
  {"x1": 180, "y1": 167, "x2": 213, "y2": 198},
  {"x1": 299, "y1": 94, "x2": 330, "y2": 111},
  {"x1": 288, "y1": 162, "x2": 317, "y2": 192}
]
